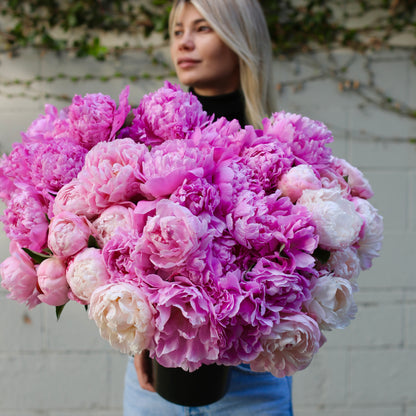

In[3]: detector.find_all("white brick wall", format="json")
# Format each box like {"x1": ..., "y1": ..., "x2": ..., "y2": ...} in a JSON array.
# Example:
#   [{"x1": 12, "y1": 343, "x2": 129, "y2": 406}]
[{"x1": 0, "y1": 45, "x2": 415, "y2": 415}]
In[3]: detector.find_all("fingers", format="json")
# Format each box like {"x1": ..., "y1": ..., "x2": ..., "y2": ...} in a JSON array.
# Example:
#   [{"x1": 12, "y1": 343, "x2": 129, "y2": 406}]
[{"x1": 134, "y1": 351, "x2": 156, "y2": 393}]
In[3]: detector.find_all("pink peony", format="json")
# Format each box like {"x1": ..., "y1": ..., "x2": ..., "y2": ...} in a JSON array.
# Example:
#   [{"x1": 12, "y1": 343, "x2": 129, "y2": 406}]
[
  {"x1": 66, "y1": 86, "x2": 130, "y2": 149},
  {"x1": 139, "y1": 199, "x2": 208, "y2": 270},
  {"x1": 262, "y1": 111, "x2": 333, "y2": 168},
  {"x1": 305, "y1": 274, "x2": 357, "y2": 330},
  {"x1": 48, "y1": 211, "x2": 92, "y2": 257},
  {"x1": 52, "y1": 179, "x2": 92, "y2": 218},
  {"x1": 37, "y1": 256, "x2": 69, "y2": 306},
  {"x1": 119, "y1": 81, "x2": 209, "y2": 146},
  {"x1": 21, "y1": 103, "x2": 69, "y2": 144},
  {"x1": 142, "y1": 273, "x2": 220, "y2": 371},
  {"x1": 0, "y1": 143, "x2": 36, "y2": 201},
  {"x1": 249, "y1": 312, "x2": 322, "y2": 377},
  {"x1": 241, "y1": 137, "x2": 294, "y2": 193},
  {"x1": 102, "y1": 229, "x2": 142, "y2": 283},
  {"x1": 298, "y1": 188, "x2": 363, "y2": 250},
  {"x1": 278, "y1": 164, "x2": 322, "y2": 202},
  {"x1": 66, "y1": 247, "x2": 110, "y2": 303},
  {"x1": 332, "y1": 157, "x2": 374, "y2": 199},
  {"x1": 0, "y1": 241, "x2": 41, "y2": 308},
  {"x1": 2, "y1": 185, "x2": 49, "y2": 252},
  {"x1": 229, "y1": 190, "x2": 318, "y2": 273},
  {"x1": 76, "y1": 138, "x2": 147, "y2": 216},
  {"x1": 191, "y1": 118, "x2": 250, "y2": 160},
  {"x1": 93, "y1": 204, "x2": 135, "y2": 247},
  {"x1": 140, "y1": 139, "x2": 214, "y2": 199},
  {"x1": 326, "y1": 247, "x2": 361, "y2": 289},
  {"x1": 89, "y1": 283, "x2": 154, "y2": 355},
  {"x1": 30, "y1": 138, "x2": 87, "y2": 199},
  {"x1": 170, "y1": 177, "x2": 221, "y2": 217},
  {"x1": 352, "y1": 198, "x2": 384, "y2": 269}
]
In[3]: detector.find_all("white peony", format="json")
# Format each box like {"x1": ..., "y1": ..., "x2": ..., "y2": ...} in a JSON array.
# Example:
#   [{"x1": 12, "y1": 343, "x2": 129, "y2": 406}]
[
  {"x1": 89, "y1": 283, "x2": 154, "y2": 355},
  {"x1": 250, "y1": 312, "x2": 322, "y2": 377},
  {"x1": 298, "y1": 188, "x2": 363, "y2": 250},
  {"x1": 305, "y1": 274, "x2": 357, "y2": 331},
  {"x1": 66, "y1": 247, "x2": 110, "y2": 303},
  {"x1": 327, "y1": 247, "x2": 361, "y2": 290},
  {"x1": 353, "y1": 197, "x2": 384, "y2": 270}
]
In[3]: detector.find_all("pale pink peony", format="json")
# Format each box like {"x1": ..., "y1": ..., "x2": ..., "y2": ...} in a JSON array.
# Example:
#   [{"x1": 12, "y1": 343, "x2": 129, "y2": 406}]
[
  {"x1": 326, "y1": 247, "x2": 361, "y2": 289},
  {"x1": 66, "y1": 247, "x2": 110, "y2": 303},
  {"x1": 119, "y1": 81, "x2": 209, "y2": 146},
  {"x1": 89, "y1": 283, "x2": 154, "y2": 354},
  {"x1": 278, "y1": 164, "x2": 322, "y2": 202},
  {"x1": 305, "y1": 274, "x2": 357, "y2": 330},
  {"x1": 352, "y1": 197, "x2": 384, "y2": 269},
  {"x1": 139, "y1": 199, "x2": 208, "y2": 270},
  {"x1": 0, "y1": 240, "x2": 41, "y2": 308},
  {"x1": 332, "y1": 157, "x2": 374, "y2": 199},
  {"x1": 48, "y1": 211, "x2": 92, "y2": 257},
  {"x1": 37, "y1": 256, "x2": 69, "y2": 306},
  {"x1": 249, "y1": 312, "x2": 322, "y2": 377},
  {"x1": 2, "y1": 185, "x2": 49, "y2": 252},
  {"x1": 52, "y1": 179, "x2": 92, "y2": 218},
  {"x1": 93, "y1": 204, "x2": 135, "y2": 247},
  {"x1": 66, "y1": 86, "x2": 130, "y2": 149},
  {"x1": 298, "y1": 188, "x2": 363, "y2": 250}
]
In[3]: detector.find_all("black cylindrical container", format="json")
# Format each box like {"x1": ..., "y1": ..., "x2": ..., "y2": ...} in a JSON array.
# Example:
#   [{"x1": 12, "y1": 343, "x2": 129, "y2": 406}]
[{"x1": 152, "y1": 360, "x2": 231, "y2": 406}]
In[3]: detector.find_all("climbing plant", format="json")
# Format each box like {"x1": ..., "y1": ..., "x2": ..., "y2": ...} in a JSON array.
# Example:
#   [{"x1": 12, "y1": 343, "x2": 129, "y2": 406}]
[{"x1": 1, "y1": 0, "x2": 415, "y2": 58}]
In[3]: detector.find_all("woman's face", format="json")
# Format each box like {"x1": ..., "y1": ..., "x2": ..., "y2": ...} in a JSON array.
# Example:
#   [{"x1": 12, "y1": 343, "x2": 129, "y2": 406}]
[{"x1": 170, "y1": 3, "x2": 240, "y2": 96}]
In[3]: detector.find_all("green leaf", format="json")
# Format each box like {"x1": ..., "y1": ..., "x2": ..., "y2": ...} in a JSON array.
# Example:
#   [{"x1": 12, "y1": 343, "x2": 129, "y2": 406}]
[
  {"x1": 87, "y1": 235, "x2": 100, "y2": 249},
  {"x1": 22, "y1": 248, "x2": 51, "y2": 264},
  {"x1": 56, "y1": 303, "x2": 66, "y2": 321},
  {"x1": 313, "y1": 247, "x2": 331, "y2": 264}
]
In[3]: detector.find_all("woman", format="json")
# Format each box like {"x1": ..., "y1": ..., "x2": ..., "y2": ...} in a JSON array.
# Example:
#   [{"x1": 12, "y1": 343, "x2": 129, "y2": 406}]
[{"x1": 124, "y1": 1, "x2": 293, "y2": 415}]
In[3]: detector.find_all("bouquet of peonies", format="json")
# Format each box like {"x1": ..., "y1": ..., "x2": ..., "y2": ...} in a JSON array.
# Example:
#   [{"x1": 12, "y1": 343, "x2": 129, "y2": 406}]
[{"x1": 0, "y1": 82, "x2": 383, "y2": 376}]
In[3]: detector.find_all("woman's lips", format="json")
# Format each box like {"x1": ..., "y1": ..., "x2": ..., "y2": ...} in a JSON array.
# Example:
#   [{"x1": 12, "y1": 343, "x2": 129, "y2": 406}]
[{"x1": 177, "y1": 58, "x2": 200, "y2": 69}]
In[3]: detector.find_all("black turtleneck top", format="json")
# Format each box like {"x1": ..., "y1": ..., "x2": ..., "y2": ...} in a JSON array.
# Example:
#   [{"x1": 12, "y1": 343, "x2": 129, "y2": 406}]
[{"x1": 190, "y1": 88, "x2": 246, "y2": 126}]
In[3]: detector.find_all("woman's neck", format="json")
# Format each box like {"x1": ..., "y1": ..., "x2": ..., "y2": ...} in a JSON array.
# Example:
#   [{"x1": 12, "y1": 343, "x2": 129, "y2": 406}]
[{"x1": 190, "y1": 87, "x2": 246, "y2": 126}]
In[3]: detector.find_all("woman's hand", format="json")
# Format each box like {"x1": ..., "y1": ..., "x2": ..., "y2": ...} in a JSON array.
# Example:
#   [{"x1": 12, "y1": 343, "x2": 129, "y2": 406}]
[{"x1": 134, "y1": 350, "x2": 156, "y2": 392}]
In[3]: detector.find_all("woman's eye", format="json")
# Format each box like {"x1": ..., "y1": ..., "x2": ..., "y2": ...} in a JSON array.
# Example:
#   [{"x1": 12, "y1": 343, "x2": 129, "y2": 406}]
[
  {"x1": 197, "y1": 25, "x2": 212, "y2": 33},
  {"x1": 173, "y1": 30, "x2": 183, "y2": 37}
]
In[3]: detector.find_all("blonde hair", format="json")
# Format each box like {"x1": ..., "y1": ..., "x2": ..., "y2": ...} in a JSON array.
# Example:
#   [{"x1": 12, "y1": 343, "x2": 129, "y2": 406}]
[{"x1": 169, "y1": 0, "x2": 274, "y2": 128}]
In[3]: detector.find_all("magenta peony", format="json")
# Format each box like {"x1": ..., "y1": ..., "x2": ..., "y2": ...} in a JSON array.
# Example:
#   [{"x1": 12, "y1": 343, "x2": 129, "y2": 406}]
[
  {"x1": 66, "y1": 86, "x2": 130, "y2": 149},
  {"x1": 119, "y1": 81, "x2": 209, "y2": 146}
]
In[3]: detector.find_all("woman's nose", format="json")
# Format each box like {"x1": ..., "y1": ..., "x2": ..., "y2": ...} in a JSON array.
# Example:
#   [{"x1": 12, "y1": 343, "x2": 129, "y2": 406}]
[{"x1": 178, "y1": 32, "x2": 195, "y2": 50}]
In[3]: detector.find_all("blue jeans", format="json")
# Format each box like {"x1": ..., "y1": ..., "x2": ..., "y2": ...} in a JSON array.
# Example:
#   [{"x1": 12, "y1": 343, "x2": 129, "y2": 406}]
[{"x1": 123, "y1": 357, "x2": 293, "y2": 416}]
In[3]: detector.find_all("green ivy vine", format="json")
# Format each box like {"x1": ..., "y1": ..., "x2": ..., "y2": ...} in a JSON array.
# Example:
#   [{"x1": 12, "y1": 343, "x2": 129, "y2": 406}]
[{"x1": 0, "y1": 0, "x2": 415, "y2": 59}]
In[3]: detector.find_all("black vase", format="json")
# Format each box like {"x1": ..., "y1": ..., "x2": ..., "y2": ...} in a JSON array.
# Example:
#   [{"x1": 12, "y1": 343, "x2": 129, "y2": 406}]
[{"x1": 152, "y1": 359, "x2": 231, "y2": 406}]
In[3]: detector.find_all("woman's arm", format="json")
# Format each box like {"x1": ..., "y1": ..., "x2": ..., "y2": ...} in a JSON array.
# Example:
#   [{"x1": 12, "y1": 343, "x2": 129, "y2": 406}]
[{"x1": 134, "y1": 350, "x2": 156, "y2": 392}]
